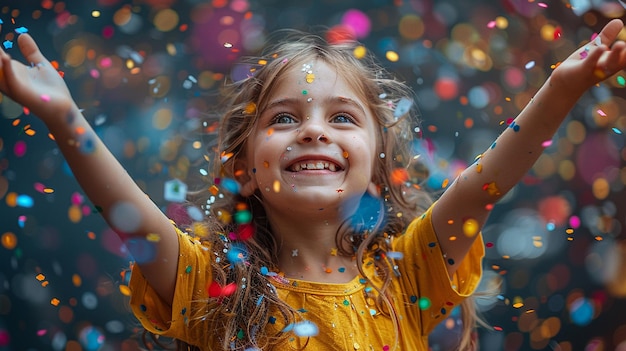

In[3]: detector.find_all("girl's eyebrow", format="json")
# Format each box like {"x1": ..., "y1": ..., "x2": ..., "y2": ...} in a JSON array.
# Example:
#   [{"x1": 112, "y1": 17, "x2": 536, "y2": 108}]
[{"x1": 264, "y1": 96, "x2": 366, "y2": 114}]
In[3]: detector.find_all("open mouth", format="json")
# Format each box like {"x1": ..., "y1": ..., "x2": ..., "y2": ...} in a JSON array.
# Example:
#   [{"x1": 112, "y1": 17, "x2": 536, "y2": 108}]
[{"x1": 288, "y1": 160, "x2": 343, "y2": 172}]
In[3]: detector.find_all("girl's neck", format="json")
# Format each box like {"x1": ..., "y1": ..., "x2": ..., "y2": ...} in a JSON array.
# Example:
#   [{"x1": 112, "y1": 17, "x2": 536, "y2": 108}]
[{"x1": 266, "y1": 209, "x2": 360, "y2": 283}]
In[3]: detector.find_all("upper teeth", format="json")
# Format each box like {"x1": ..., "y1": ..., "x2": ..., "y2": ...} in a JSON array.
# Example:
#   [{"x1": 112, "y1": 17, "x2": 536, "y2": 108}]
[{"x1": 291, "y1": 161, "x2": 338, "y2": 172}]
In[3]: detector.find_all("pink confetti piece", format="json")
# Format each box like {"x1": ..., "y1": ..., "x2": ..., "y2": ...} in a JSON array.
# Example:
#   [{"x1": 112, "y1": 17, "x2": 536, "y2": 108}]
[
  {"x1": 569, "y1": 215, "x2": 581, "y2": 229},
  {"x1": 541, "y1": 140, "x2": 552, "y2": 148},
  {"x1": 37, "y1": 329, "x2": 47, "y2": 336},
  {"x1": 99, "y1": 57, "x2": 112, "y2": 68},
  {"x1": 40, "y1": 94, "x2": 50, "y2": 102},
  {"x1": 580, "y1": 50, "x2": 588, "y2": 59},
  {"x1": 34, "y1": 182, "x2": 46, "y2": 193},
  {"x1": 487, "y1": 20, "x2": 496, "y2": 29},
  {"x1": 597, "y1": 109, "x2": 606, "y2": 117},
  {"x1": 538, "y1": 2, "x2": 548, "y2": 8}
]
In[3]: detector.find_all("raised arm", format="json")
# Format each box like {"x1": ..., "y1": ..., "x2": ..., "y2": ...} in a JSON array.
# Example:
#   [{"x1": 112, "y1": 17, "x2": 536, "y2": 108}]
[
  {"x1": 432, "y1": 19, "x2": 626, "y2": 277},
  {"x1": 0, "y1": 34, "x2": 179, "y2": 304}
]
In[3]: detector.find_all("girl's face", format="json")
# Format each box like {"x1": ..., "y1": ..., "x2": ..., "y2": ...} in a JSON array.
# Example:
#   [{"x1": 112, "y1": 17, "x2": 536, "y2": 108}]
[{"x1": 240, "y1": 60, "x2": 379, "y2": 217}]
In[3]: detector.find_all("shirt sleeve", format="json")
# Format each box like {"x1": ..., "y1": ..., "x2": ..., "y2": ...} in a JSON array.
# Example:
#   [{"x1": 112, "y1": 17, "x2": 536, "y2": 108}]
[
  {"x1": 392, "y1": 203, "x2": 485, "y2": 335},
  {"x1": 128, "y1": 226, "x2": 213, "y2": 347}
]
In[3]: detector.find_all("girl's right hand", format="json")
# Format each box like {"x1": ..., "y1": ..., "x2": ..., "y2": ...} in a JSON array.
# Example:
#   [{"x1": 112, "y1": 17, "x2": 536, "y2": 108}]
[{"x1": 0, "y1": 33, "x2": 75, "y2": 124}]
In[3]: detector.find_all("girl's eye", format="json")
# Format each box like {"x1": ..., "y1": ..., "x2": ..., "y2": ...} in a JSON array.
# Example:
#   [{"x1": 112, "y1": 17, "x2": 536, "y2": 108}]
[
  {"x1": 331, "y1": 114, "x2": 354, "y2": 123},
  {"x1": 272, "y1": 114, "x2": 297, "y2": 124}
]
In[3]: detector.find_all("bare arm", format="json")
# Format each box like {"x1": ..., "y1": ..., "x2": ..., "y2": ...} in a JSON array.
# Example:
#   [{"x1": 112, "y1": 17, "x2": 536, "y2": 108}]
[
  {"x1": 432, "y1": 19, "x2": 626, "y2": 277},
  {"x1": 0, "y1": 34, "x2": 179, "y2": 304}
]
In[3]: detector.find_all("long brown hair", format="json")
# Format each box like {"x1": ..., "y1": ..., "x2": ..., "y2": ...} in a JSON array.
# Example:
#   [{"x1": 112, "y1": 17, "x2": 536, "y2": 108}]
[{"x1": 175, "y1": 31, "x2": 478, "y2": 350}]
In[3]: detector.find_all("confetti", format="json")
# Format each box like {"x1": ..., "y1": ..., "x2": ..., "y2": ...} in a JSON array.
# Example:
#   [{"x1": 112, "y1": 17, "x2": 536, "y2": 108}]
[{"x1": 292, "y1": 321, "x2": 319, "y2": 337}]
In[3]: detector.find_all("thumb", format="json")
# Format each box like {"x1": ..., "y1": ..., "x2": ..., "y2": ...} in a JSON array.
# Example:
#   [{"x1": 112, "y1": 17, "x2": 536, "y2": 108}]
[{"x1": 17, "y1": 33, "x2": 47, "y2": 65}]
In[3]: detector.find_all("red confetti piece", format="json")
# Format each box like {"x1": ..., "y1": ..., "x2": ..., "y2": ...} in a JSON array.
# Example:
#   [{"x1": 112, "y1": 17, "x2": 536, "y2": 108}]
[{"x1": 207, "y1": 281, "x2": 237, "y2": 299}]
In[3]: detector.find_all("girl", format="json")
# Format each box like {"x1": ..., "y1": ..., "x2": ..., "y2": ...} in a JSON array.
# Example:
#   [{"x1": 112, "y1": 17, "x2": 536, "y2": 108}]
[{"x1": 1, "y1": 19, "x2": 625, "y2": 351}]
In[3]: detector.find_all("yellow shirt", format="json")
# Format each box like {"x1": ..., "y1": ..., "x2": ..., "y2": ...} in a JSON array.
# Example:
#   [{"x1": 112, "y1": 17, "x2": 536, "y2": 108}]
[{"x1": 129, "y1": 205, "x2": 484, "y2": 350}]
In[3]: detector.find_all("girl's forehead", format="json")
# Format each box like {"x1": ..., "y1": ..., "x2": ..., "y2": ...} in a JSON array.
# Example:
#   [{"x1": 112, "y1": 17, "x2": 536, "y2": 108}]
[{"x1": 271, "y1": 59, "x2": 365, "y2": 101}]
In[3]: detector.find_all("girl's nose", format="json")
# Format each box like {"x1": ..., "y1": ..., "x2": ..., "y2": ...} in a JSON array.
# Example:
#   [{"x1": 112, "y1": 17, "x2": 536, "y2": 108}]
[{"x1": 298, "y1": 120, "x2": 330, "y2": 144}]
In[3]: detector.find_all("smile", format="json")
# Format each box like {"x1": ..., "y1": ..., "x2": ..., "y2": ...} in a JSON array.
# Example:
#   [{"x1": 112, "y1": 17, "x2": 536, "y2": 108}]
[{"x1": 288, "y1": 160, "x2": 343, "y2": 172}]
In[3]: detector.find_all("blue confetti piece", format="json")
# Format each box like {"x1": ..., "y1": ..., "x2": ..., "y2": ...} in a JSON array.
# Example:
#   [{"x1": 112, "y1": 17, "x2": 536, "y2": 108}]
[
  {"x1": 3, "y1": 40, "x2": 13, "y2": 49},
  {"x1": 612, "y1": 127, "x2": 622, "y2": 135},
  {"x1": 15, "y1": 27, "x2": 29, "y2": 34},
  {"x1": 16, "y1": 194, "x2": 34, "y2": 208},
  {"x1": 393, "y1": 97, "x2": 413, "y2": 118}
]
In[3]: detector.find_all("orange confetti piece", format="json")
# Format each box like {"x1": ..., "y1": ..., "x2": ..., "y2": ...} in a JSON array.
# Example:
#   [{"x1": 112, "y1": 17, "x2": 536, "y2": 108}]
[
  {"x1": 72, "y1": 274, "x2": 82, "y2": 287},
  {"x1": 35, "y1": 273, "x2": 46, "y2": 281},
  {"x1": 1, "y1": 232, "x2": 17, "y2": 250},
  {"x1": 50, "y1": 298, "x2": 60, "y2": 306}
]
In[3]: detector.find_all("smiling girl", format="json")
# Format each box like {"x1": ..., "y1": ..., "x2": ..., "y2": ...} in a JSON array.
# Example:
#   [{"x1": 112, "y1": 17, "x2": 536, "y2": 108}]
[{"x1": 1, "y1": 19, "x2": 625, "y2": 351}]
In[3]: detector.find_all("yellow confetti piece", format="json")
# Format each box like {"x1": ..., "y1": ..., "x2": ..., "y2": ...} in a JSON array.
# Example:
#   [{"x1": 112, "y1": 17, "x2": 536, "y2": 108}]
[
  {"x1": 272, "y1": 180, "x2": 281, "y2": 193},
  {"x1": 476, "y1": 163, "x2": 483, "y2": 173},
  {"x1": 217, "y1": 210, "x2": 232, "y2": 224},
  {"x1": 305, "y1": 73, "x2": 315, "y2": 83},
  {"x1": 353, "y1": 45, "x2": 367, "y2": 59},
  {"x1": 512, "y1": 296, "x2": 524, "y2": 308},
  {"x1": 68, "y1": 205, "x2": 82, "y2": 223},
  {"x1": 119, "y1": 285, "x2": 131, "y2": 296},
  {"x1": 385, "y1": 51, "x2": 399, "y2": 62},
  {"x1": 342, "y1": 151, "x2": 349, "y2": 158},
  {"x1": 442, "y1": 178, "x2": 449, "y2": 188},
  {"x1": 50, "y1": 298, "x2": 60, "y2": 306},
  {"x1": 483, "y1": 182, "x2": 501, "y2": 196},
  {"x1": 462, "y1": 218, "x2": 480, "y2": 237},
  {"x1": 146, "y1": 233, "x2": 161, "y2": 242}
]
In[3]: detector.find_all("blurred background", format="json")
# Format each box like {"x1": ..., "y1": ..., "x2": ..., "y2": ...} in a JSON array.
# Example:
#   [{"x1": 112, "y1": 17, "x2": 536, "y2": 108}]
[{"x1": 1, "y1": 0, "x2": 626, "y2": 350}]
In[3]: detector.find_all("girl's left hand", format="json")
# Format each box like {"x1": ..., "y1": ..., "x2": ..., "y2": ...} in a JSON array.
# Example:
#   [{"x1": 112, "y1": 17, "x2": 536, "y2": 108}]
[{"x1": 550, "y1": 19, "x2": 626, "y2": 96}]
